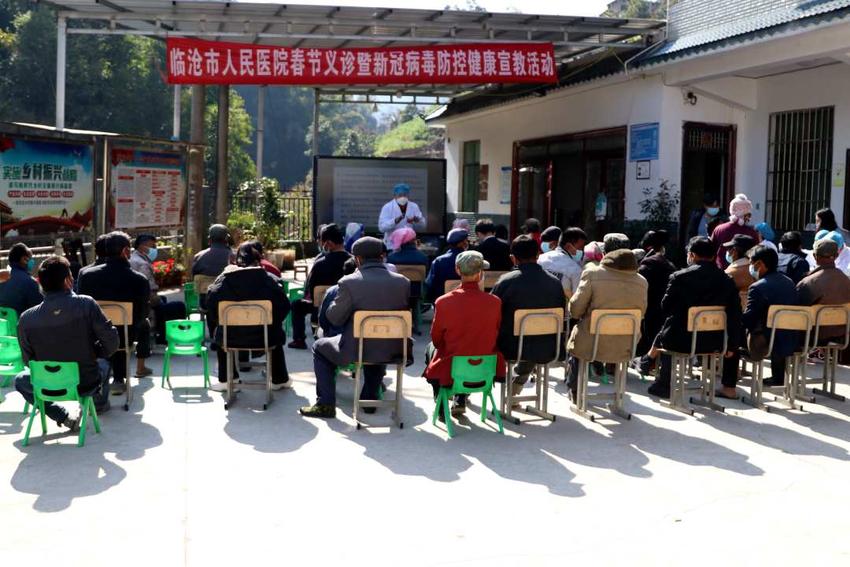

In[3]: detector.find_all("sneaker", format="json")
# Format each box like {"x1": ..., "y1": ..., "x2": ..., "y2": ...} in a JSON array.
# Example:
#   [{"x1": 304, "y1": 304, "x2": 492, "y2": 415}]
[
  {"x1": 96, "y1": 402, "x2": 111, "y2": 415},
  {"x1": 134, "y1": 366, "x2": 153, "y2": 378},
  {"x1": 287, "y1": 339, "x2": 308, "y2": 350},
  {"x1": 271, "y1": 380, "x2": 292, "y2": 390},
  {"x1": 647, "y1": 382, "x2": 670, "y2": 399},
  {"x1": 62, "y1": 414, "x2": 82, "y2": 432},
  {"x1": 110, "y1": 382, "x2": 126, "y2": 396},
  {"x1": 450, "y1": 399, "x2": 466, "y2": 417},
  {"x1": 299, "y1": 404, "x2": 336, "y2": 418},
  {"x1": 211, "y1": 381, "x2": 241, "y2": 393}
]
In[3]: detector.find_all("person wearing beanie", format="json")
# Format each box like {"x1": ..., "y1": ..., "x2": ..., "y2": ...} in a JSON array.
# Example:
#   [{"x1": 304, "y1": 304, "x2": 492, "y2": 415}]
[
  {"x1": 709, "y1": 193, "x2": 758, "y2": 269},
  {"x1": 204, "y1": 241, "x2": 292, "y2": 393}
]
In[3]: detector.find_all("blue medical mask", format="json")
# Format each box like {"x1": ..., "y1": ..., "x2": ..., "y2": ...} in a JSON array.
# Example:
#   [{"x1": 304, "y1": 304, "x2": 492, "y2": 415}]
[
  {"x1": 571, "y1": 250, "x2": 584, "y2": 264},
  {"x1": 147, "y1": 247, "x2": 158, "y2": 262},
  {"x1": 26, "y1": 258, "x2": 36, "y2": 272},
  {"x1": 541, "y1": 242, "x2": 552, "y2": 253},
  {"x1": 707, "y1": 207, "x2": 720, "y2": 217},
  {"x1": 725, "y1": 251, "x2": 734, "y2": 265},
  {"x1": 748, "y1": 265, "x2": 760, "y2": 280}
]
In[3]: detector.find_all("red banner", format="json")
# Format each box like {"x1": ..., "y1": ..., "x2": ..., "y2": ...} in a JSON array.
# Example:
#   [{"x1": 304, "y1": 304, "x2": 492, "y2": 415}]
[{"x1": 166, "y1": 38, "x2": 558, "y2": 85}]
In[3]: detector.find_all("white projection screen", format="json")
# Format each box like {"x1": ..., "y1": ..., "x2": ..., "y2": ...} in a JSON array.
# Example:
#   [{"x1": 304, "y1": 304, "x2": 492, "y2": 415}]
[{"x1": 313, "y1": 156, "x2": 447, "y2": 236}]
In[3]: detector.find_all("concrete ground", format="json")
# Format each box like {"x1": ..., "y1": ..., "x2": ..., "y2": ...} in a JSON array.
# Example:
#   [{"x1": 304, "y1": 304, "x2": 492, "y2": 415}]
[{"x1": 3, "y1": 305, "x2": 850, "y2": 565}]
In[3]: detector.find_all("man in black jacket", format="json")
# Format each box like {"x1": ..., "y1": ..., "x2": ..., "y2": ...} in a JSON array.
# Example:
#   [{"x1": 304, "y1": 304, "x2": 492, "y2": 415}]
[
  {"x1": 491, "y1": 235, "x2": 566, "y2": 393},
  {"x1": 648, "y1": 237, "x2": 742, "y2": 399},
  {"x1": 636, "y1": 230, "x2": 676, "y2": 360},
  {"x1": 288, "y1": 223, "x2": 352, "y2": 350},
  {"x1": 16, "y1": 256, "x2": 118, "y2": 426},
  {"x1": 206, "y1": 243, "x2": 291, "y2": 390},
  {"x1": 473, "y1": 218, "x2": 512, "y2": 272},
  {"x1": 777, "y1": 231, "x2": 810, "y2": 285},
  {"x1": 77, "y1": 231, "x2": 152, "y2": 397}
]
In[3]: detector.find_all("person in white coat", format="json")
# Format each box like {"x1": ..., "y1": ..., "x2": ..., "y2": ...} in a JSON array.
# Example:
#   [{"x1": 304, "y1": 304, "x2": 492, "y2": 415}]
[{"x1": 379, "y1": 183, "x2": 425, "y2": 246}]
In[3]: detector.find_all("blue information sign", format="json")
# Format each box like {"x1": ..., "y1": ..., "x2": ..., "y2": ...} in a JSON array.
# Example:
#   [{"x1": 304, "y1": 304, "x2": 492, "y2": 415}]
[{"x1": 629, "y1": 122, "x2": 659, "y2": 162}]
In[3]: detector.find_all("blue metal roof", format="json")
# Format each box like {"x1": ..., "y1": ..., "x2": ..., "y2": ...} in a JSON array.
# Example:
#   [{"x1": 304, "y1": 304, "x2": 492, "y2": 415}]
[{"x1": 642, "y1": 0, "x2": 850, "y2": 64}]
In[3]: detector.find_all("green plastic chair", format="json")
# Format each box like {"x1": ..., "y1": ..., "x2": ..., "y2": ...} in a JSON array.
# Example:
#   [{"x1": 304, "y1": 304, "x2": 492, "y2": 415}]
[
  {"x1": 0, "y1": 307, "x2": 19, "y2": 334},
  {"x1": 184, "y1": 282, "x2": 200, "y2": 317},
  {"x1": 432, "y1": 355, "x2": 503, "y2": 438},
  {"x1": 284, "y1": 283, "x2": 304, "y2": 336},
  {"x1": 161, "y1": 319, "x2": 210, "y2": 389},
  {"x1": 24, "y1": 361, "x2": 100, "y2": 447},
  {"x1": 0, "y1": 335, "x2": 24, "y2": 386}
]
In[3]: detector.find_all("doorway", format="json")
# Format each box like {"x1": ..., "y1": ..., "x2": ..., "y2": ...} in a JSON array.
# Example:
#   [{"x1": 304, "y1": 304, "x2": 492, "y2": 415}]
[{"x1": 679, "y1": 122, "x2": 736, "y2": 242}]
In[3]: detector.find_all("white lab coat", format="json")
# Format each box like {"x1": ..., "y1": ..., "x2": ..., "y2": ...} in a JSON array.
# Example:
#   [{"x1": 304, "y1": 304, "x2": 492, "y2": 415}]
[{"x1": 378, "y1": 199, "x2": 425, "y2": 245}]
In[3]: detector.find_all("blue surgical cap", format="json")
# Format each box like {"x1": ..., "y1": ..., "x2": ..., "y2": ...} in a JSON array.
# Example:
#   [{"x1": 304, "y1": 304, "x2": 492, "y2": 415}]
[
  {"x1": 826, "y1": 230, "x2": 846, "y2": 249},
  {"x1": 755, "y1": 222, "x2": 775, "y2": 241},
  {"x1": 393, "y1": 183, "x2": 410, "y2": 195}
]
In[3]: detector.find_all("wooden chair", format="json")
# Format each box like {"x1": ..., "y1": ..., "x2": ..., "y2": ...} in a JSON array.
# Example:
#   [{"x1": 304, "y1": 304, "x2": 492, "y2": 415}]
[
  {"x1": 395, "y1": 265, "x2": 427, "y2": 334},
  {"x1": 311, "y1": 285, "x2": 331, "y2": 337},
  {"x1": 352, "y1": 310, "x2": 411, "y2": 430},
  {"x1": 218, "y1": 300, "x2": 274, "y2": 411},
  {"x1": 741, "y1": 305, "x2": 812, "y2": 411},
  {"x1": 571, "y1": 308, "x2": 641, "y2": 421},
  {"x1": 293, "y1": 261, "x2": 309, "y2": 281},
  {"x1": 659, "y1": 306, "x2": 727, "y2": 415},
  {"x1": 810, "y1": 304, "x2": 850, "y2": 401},
  {"x1": 481, "y1": 270, "x2": 508, "y2": 291},
  {"x1": 97, "y1": 301, "x2": 134, "y2": 411},
  {"x1": 501, "y1": 307, "x2": 564, "y2": 424}
]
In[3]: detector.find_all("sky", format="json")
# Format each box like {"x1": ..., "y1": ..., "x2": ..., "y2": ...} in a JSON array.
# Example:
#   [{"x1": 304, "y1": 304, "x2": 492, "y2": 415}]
[{"x1": 237, "y1": 0, "x2": 613, "y2": 17}]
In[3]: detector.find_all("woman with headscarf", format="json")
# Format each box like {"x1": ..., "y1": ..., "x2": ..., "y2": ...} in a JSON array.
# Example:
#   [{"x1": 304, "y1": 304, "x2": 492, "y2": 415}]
[
  {"x1": 709, "y1": 193, "x2": 759, "y2": 269},
  {"x1": 378, "y1": 182, "x2": 425, "y2": 247}
]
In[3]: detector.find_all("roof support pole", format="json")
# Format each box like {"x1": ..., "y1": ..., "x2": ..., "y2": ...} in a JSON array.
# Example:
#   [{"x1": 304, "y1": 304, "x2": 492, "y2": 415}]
[
  {"x1": 172, "y1": 84, "x2": 181, "y2": 140},
  {"x1": 312, "y1": 88, "x2": 320, "y2": 157},
  {"x1": 187, "y1": 85, "x2": 205, "y2": 257},
  {"x1": 256, "y1": 85, "x2": 265, "y2": 179},
  {"x1": 216, "y1": 85, "x2": 230, "y2": 223},
  {"x1": 55, "y1": 16, "x2": 67, "y2": 130}
]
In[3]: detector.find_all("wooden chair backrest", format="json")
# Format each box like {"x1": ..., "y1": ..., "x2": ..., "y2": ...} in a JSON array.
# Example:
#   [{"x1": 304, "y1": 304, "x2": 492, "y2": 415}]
[
  {"x1": 513, "y1": 308, "x2": 564, "y2": 336},
  {"x1": 482, "y1": 270, "x2": 508, "y2": 290},
  {"x1": 813, "y1": 304, "x2": 850, "y2": 327},
  {"x1": 767, "y1": 305, "x2": 812, "y2": 331},
  {"x1": 218, "y1": 300, "x2": 273, "y2": 326},
  {"x1": 353, "y1": 310, "x2": 412, "y2": 339},
  {"x1": 687, "y1": 306, "x2": 727, "y2": 333},
  {"x1": 194, "y1": 274, "x2": 217, "y2": 294},
  {"x1": 589, "y1": 309, "x2": 642, "y2": 336},
  {"x1": 395, "y1": 265, "x2": 426, "y2": 282},
  {"x1": 97, "y1": 301, "x2": 133, "y2": 327},
  {"x1": 312, "y1": 285, "x2": 331, "y2": 308}
]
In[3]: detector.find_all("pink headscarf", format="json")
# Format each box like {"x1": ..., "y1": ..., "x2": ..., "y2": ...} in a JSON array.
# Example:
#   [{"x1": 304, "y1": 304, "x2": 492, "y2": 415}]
[
  {"x1": 584, "y1": 241, "x2": 604, "y2": 263},
  {"x1": 389, "y1": 227, "x2": 417, "y2": 251}
]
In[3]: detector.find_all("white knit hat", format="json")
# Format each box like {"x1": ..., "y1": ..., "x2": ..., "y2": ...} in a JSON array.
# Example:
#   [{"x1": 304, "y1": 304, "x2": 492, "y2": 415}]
[{"x1": 729, "y1": 193, "x2": 753, "y2": 226}]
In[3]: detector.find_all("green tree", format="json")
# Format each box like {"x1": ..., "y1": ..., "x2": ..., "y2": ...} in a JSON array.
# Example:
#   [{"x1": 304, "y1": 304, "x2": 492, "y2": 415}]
[{"x1": 205, "y1": 87, "x2": 257, "y2": 201}]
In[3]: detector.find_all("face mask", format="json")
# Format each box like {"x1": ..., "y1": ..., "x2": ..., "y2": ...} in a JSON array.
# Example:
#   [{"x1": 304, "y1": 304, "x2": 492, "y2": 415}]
[
  {"x1": 707, "y1": 207, "x2": 720, "y2": 216},
  {"x1": 396, "y1": 197, "x2": 408, "y2": 206},
  {"x1": 541, "y1": 242, "x2": 551, "y2": 253},
  {"x1": 749, "y1": 265, "x2": 760, "y2": 280},
  {"x1": 26, "y1": 258, "x2": 36, "y2": 272},
  {"x1": 725, "y1": 251, "x2": 734, "y2": 265},
  {"x1": 147, "y1": 248, "x2": 158, "y2": 262},
  {"x1": 571, "y1": 250, "x2": 584, "y2": 264}
]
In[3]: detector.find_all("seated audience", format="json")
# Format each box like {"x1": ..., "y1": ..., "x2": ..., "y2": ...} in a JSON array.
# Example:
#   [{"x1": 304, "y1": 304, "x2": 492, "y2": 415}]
[
  {"x1": 425, "y1": 251, "x2": 504, "y2": 420},
  {"x1": 344, "y1": 222, "x2": 364, "y2": 253},
  {"x1": 473, "y1": 218, "x2": 512, "y2": 272},
  {"x1": 300, "y1": 237, "x2": 411, "y2": 419},
  {"x1": 491, "y1": 235, "x2": 566, "y2": 395},
  {"x1": 131, "y1": 234, "x2": 186, "y2": 344},
  {"x1": 521, "y1": 218, "x2": 542, "y2": 249},
  {"x1": 387, "y1": 228, "x2": 429, "y2": 268},
  {"x1": 77, "y1": 231, "x2": 151, "y2": 395},
  {"x1": 15, "y1": 256, "x2": 118, "y2": 425},
  {"x1": 494, "y1": 224, "x2": 510, "y2": 244},
  {"x1": 755, "y1": 222, "x2": 778, "y2": 252},
  {"x1": 318, "y1": 258, "x2": 358, "y2": 339},
  {"x1": 636, "y1": 230, "x2": 675, "y2": 360},
  {"x1": 205, "y1": 242, "x2": 291, "y2": 391},
  {"x1": 723, "y1": 234, "x2": 758, "y2": 309},
  {"x1": 777, "y1": 231, "x2": 810, "y2": 285},
  {"x1": 0, "y1": 243, "x2": 43, "y2": 315},
  {"x1": 567, "y1": 243, "x2": 647, "y2": 398},
  {"x1": 192, "y1": 224, "x2": 235, "y2": 278},
  {"x1": 583, "y1": 241, "x2": 604, "y2": 267},
  {"x1": 648, "y1": 237, "x2": 741, "y2": 399},
  {"x1": 809, "y1": 229, "x2": 850, "y2": 275},
  {"x1": 797, "y1": 238, "x2": 850, "y2": 344},
  {"x1": 425, "y1": 228, "x2": 468, "y2": 303},
  {"x1": 246, "y1": 240, "x2": 281, "y2": 277},
  {"x1": 741, "y1": 245, "x2": 799, "y2": 387},
  {"x1": 288, "y1": 223, "x2": 352, "y2": 350},
  {"x1": 539, "y1": 226, "x2": 562, "y2": 254},
  {"x1": 710, "y1": 193, "x2": 758, "y2": 268},
  {"x1": 538, "y1": 226, "x2": 587, "y2": 295}
]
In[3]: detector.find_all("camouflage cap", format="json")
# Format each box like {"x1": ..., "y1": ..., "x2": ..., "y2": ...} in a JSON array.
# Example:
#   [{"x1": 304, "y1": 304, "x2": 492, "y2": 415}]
[{"x1": 455, "y1": 250, "x2": 489, "y2": 276}]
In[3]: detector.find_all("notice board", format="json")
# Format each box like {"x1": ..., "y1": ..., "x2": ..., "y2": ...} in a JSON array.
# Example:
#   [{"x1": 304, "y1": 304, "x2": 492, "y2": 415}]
[{"x1": 109, "y1": 147, "x2": 186, "y2": 230}]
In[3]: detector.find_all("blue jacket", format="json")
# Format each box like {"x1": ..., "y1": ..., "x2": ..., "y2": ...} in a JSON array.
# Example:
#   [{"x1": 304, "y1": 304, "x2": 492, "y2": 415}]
[
  {"x1": 743, "y1": 271, "x2": 800, "y2": 357},
  {"x1": 425, "y1": 247, "x2": 462, "y2": 303},
  {"x1": 0, "y1": 264, "x2": 43, "y2": 315},
  {"x1": 387, "y1": 243, "x2": 429, "y2": 269}
]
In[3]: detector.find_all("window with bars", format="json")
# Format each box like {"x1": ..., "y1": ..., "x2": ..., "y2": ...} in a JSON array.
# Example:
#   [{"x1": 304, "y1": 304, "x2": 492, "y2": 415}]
[
  {"x1": 766, "y1": 106, "x2": 834, "y2": 231},
  {"x1": 461, "y1": 140, "x2": 480, "y2": 212}
]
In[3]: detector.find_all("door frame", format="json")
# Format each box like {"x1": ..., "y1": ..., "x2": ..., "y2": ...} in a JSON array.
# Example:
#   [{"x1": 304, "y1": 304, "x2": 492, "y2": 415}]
[{"x1": 679, "y1": 122, "x2": 737, "y2": 236}]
